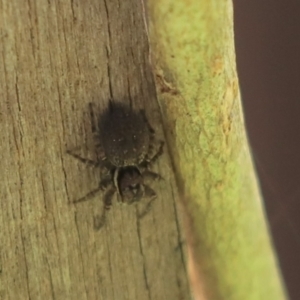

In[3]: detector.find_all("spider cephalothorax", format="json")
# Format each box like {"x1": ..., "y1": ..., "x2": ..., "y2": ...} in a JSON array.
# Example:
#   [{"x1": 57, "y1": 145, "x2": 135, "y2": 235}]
[
  {"x1": 67, "y1": 101, "x2": 164, "y2": 229},
  {"x1": 114, "y1": 166, "x2": 144, "y2": 204}
]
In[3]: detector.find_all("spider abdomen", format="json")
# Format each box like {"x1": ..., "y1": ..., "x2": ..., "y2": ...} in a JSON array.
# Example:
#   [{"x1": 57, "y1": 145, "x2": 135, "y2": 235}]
[{"x1": 100, "y1": 103, "x2": 150, "y2": 167}]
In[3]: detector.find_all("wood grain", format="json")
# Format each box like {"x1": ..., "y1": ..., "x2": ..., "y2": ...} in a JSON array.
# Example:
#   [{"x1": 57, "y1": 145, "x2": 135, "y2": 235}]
[{"x1": 0, "y1": 0, "x2": 191, "y2": 299}]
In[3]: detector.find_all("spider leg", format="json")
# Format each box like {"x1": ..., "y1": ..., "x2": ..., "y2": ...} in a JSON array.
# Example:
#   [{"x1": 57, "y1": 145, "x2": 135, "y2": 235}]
[
  {"x1": 72, "y1": 186, "x2": 103, "y2": 204},
  {"x1": 67, "y1": 148, "x2": 110, "y2": 171},
  {"x1": 71, "y1": 176, "x2": 112, "y2": 204},
  {"x1": 99, "y1": 176, "x2": 113, "y2": 191},
  {"x1": 139, "y1": 110, "x2": 165, "y2": 167},
  {"x1": 137, "y1": 185, "x2": 157, "y2": 219},
  {"x1": 67, "y1": 149, "x2": 106, "y2": 168},
  {"x1": 94, "y1": 186, "x2": 116, "y2": 230},
  {"x1": 143, "y1": 140, "x2": 164, "y2": 168},
  {"x1": 142, "y1": 170, "x2": 163, "y2": 183},
  {"x1": 140, "y1": 109, "x2": 155, "y2": 134}
]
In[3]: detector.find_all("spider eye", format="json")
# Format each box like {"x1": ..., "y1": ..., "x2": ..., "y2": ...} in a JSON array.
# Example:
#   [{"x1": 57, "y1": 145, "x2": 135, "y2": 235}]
[{"x1": 129, "y1": 183, "x2": 140, "y2": 194}]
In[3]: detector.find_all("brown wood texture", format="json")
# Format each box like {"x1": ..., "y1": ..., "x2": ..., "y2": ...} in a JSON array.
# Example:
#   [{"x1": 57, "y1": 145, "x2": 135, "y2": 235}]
[{"x1": 0, "y1": 0, "x2": 191, "y2": 299}]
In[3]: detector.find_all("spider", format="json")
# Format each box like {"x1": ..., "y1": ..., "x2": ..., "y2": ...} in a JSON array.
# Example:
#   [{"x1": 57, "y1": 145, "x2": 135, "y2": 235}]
[{"x1": 67, "y1": 101, "x2": 164, "y2": 229}]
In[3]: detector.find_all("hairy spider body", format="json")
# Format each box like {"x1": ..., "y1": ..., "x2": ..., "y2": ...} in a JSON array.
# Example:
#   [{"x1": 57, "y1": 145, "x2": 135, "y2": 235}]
[
  {"x1": 100, "y1": 104, "x2": 150, "y2": 167},
  {"x1": 67, "y1": 101, "x2": 164, "y2": 229}
]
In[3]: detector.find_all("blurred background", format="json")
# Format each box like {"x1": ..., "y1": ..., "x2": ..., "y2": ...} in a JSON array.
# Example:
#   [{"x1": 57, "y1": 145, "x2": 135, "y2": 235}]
[{"x1": 234, "y1": 1, "x2": 300, "y2": 299}]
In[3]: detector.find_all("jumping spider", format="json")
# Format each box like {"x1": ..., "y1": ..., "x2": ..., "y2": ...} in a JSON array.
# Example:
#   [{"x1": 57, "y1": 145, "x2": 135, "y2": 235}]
[{"x1": 67, "y1": 101, "x2": 164, "y2": 229}]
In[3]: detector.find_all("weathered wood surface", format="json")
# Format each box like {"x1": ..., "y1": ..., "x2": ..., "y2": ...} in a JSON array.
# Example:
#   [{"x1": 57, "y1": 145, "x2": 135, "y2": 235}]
[{"x1": 0, "y1": 0, "x2": 191, "y2": 299}]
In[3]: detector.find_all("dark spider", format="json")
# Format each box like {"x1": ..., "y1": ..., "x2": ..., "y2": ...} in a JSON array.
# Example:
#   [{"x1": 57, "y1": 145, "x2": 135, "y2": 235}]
[{"x1": 67, "y1": 101, "x2": 164, "y2": 229}]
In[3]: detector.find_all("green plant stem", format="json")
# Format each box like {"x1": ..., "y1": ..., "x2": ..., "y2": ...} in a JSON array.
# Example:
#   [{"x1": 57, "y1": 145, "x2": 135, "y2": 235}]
[{"x1": 147, "y1": 0, "x2": 287, "y2": 299}]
